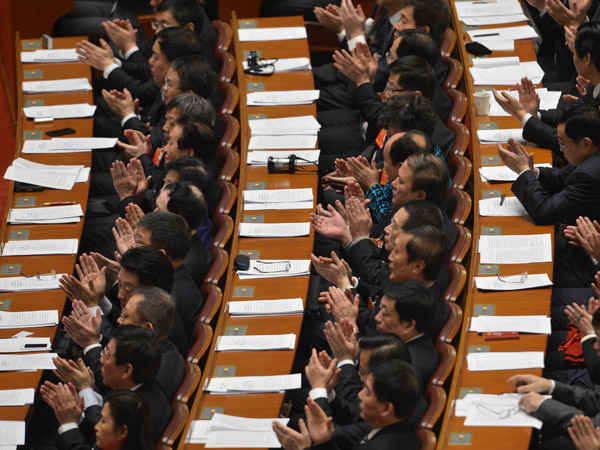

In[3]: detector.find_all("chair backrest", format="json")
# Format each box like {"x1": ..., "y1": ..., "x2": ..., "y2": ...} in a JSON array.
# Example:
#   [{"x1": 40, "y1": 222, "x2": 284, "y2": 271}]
[
  {"x1": 199, "y1": 283, "x2": 224, "y2": 325},
  {"x1": 176, "y1": 363, "x2": 202, "y2": 405},
  {"x1": 439, "y1": 28, "x2": 456, "y2": 57},
  {"x1": 215, "y1": 49, "x2": 236, "y2": 84},
  {"x1": 187, "y1": 321, "x2": 213, "y2": 364},
  {"x1": 204, "y1": 246, "x2": 229, "y2": 287},
  {"x1": 214, "y1": 179, "x2": 237, "y2": 216},
  {"x1": 417, "y1": 428, "x2": 437, "y2": 450},
  {"x1": 217, "y1": 82, "x2": 239, "y2": 116},
  {"x1": 138, "y1": 14, "x2": 155, "y2": 42},
  {"x1": 218, "y1": 114, "x2": 240, "y2": 151},
  {"x1": 444, "y1": 88, "x2": 468, "y2": 123},
  {"x1": 445, "y1": 187, "x2": 472, "y2": 226},
  {"x1": 305, "y1": 21, "x2": 341, "y2": 53},
  {"x1": 449, "y1": 223, "x2": 471, "y2": 265},
  {"x1": 443, "y1": 262, "x2": 467, "y2": 303},
  {"x1": 430, "y1": 342, "x2": 457, "y2": 388},
  {"x1": 420, "y1": 384, "x2": 447, "y2": 430},
  {"x1": 437, "y1": 298, "x2": 463, "y2": 345},
  {"x1": 215, "y1": 146, "x2": 240, "y2": 182},
  {"x1": 441, "y1": 56, "x2": 463, "y2": 90},
  {"x1": 446, "y1": 121, "x2": 469, "y2": 157},
  {"x1": 158, "y1": 401, "x2": 189, "y2": 450},
  {"x1": 447, "y1": 153, "x2": 472, "y2": 191},
  {"x1": 212, "y1": 20, "x2": 233, "y2": 53},
  {"x1": 210, "y1": 213, "x2": 235, "y2": 250}
]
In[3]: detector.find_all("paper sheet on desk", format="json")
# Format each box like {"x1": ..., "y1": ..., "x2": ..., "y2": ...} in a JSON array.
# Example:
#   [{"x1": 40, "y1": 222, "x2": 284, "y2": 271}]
[
  {"x1": 4, "y1": 165, "x2": 77, "y2": 190},
  {"x1": 22, "y1": 138, "x2": 117, "y2": 154},
  {"x1": 479, "y1": 196, "x2": 529, "y2": 217},
  {"x1": 248, "y1": 115, "x2": 320, "y2": 136},
  {"x1": 238, "y1": 27, "x2": 307, "y2": 41},
  {"x1": 215, "y1": 333, "x2": 296, "y2": 351},
  {"x1": 239, "y1": 222, "x2": 310, "y2": 237},
  {"x1": 8, "y1": 204, "x2": 83, "y2": 224},
  {"x1": 0, "y1": 338, "x2": 51, "y2": 353},
  {"x1": 461, "y1": 13, "x2": 528, "y2": 26},
  {"x1": 472, "y1": 57, "x2": 520, "y2": 68},
  {"x1": 470, "y1": 315, "x2": 551, "y2": 334},
  {"x1": 467, "y1": 351, "x2": 544, "y2": 371},
  {"x1": 244, "y1": 201, "x2": 314, "y2": 210},
  {"x1": 21, "y1": 48, "x2": 79, "y2": 63},
  {"x1": 479, "y1": 164, "x2": 552, "y2": 182},
  {"x1": 242, "y1": 57, "x2": 311, "y2": 72},
  {"x1": 475, "y1": 274, "x2": 552, "y2": 291},
  {"x1": 0, "y1": 422, "x2": 25, "y2": 445},
  {"x1": 23, "y1": 103, "x2": 96, "y2": 119},
  {"x1": 470, "y1": 61, "x2": 544, "y2": 85},
  {"x1": 247, "y1": 90, "x2": 319, "y2": 106},
  {"x1": 229, "y1": 298, "x2": 304, "y2": 316},
  {"x1": 456, "y1": 393, "x2": 544, "y2": 428},
  {"x1": 237, "y1": 259, "x2": 311, "y2": 279},
  {"x1": 0, "y1": 353, "x2": 58, "y2": 371},
  {"x1": 478, "y1": 234, "x2": 552, "y2": 264},
  {"x1": 2, "y1": 239, "x2": 78, "y2": 256},
  {"x1": 243, "y1": 188, "x2": 313, "y2": 204},
  {"x1": 455, "y1": 0, "x2": 523, "y2": 17},
  {"x1": 489, "y1": 89, "x2": 561, "y2": 116},
  {"x1": 206, "y1": 374, "x2": 301, "y2": 393},
  {"x1": 206, "y1": 431, "x2": 282, "y2": 448},
  {"x1": 248, "y1": 135, "x2": 317, "y2": 150},
  {"x1": 188, "y1": 414, "x2": 289, "y2": 445},
  {"x1": 468, "y1": 25, "x2": 539, "y2": 41},
  {"x1": 0, "y1": 389, "x2": 34, "y2": 406},
  {"x1": 473, "y1": 40, "x2": 515, "y2": 51},
  {"x1": 478, "y1": 129, "x2": 525, "y2": 143},
  {"x1": 22, "y1": 78, "x2": 91, "y2": 93},
  {"x1": 0, "y1": 277, "x2": 63, "y2": 293},
  {"x1": 247, "y1": 150, "x2": 320, "y2": 166}
]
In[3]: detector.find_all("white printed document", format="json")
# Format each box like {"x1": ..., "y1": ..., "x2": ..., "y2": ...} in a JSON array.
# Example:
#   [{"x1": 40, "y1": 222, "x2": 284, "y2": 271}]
[
  {"x1": 238, "y1": 27, "x2": 307, "y2": 41},
  {"x1": 457, "y1": 393, "x2": 544, "y2": 429},
  {"x1": 215, "y1": 333, "x2": 296, "y2": 351},
  {"x1": 247, "y1": 90, "x2": 320, "y2": 106},
  {"x1": 21, "y1": 49, "x2": 78, "y2": 63},
  {"x1": 229, "y1": 298, "x2": 304, "y2": 316},
  {"x1": 0, "y1": 421, "x2": 25, "y2": 445},
  {"x1": 0, "y1": 338, "x2": 52, "y2": 353},
  {"x1": 479, "y1": 164, "x2": 552, "y2": 182},
  {"x1": 2, "y1": 238, "x2": 79, "y2": 256},
  {"x1": 489, "y1": 88, "x2": 561, "y2": 116},
  {"x1": 242, "y1": 57, "x2": 311, "y2": 72},
  {"x1": 187, "y1": 421, "x2": 211, "y2": 444},
  {"x1": 477, "y1": 129, "x2": 525, "y2": 143},
  {"x1": 239, "y1": 222, "x2": 310, "y2": 238},
  {"x1": 0, "y1": 353, "x2": 57, "y2": 371},
  {"x1": 0, "y1": 389, "x2": 35, "y2": 406},
  {"x1": 247, "y1": 150, "x2": 320, "y2": 166},
  {"x1": 206, "y1": 431, "x2": 282, "y2": 448},
  {"x1": 4, "y1": 157, "x2": 89, "y2": 190},
  {"x1": 23, "y1": 103, "x2": 96, "y2": 119},
  {"x1": 8, "y1": 204, "x2": 83, "y2": 224},
  {"x1": 248, "y1": 135, "x2": 317, "y2": 150},
  {"x1": 467, "y1": 351, "x2": 544, "y2": 371},
  {"x1": 249, "y1": 115, "x2": 320, "y2": 136},
  {"x1": 22, "y1": 78, "x2": 91, "y2": 93},
  {"x1": 461, "y1": 13, "x2": 528, "y2": 26},
  {"x1": 22, "y1": 137, "x2": 117, "y2": 154},
  {"x1": 470, "y1": 61, "x2": 544, "y2": 85},
  {"x1": 244, "y1": 188, "x2": 313, "y2": 204},
  {"x1": 474, "y1": 274, "x2": 553, "y2": 291},
  {"x1": 206, "y1": 373, "x2": 301, "y2": 393},
  {"x1": 0, "y1": 277, "x2": 62, "y2": 293},
  {"x1": 472, "y1": 56, "x2": 520, "y2": 69},
  {"x1": 237, "y1": 259, "x2": 311, "y2": 279},
  {"x1": 455, "y1": 0, "x2": 523, "y2": 18},
  {"x1": 478, "y1": 233, "x2": 552, "y2": 264},
  {"x1": 0, "y1": 310, "x2": 59, "y2": 329},
  {"x1": 470, "y1": 315, "x2": 551, "y2": 334},
  {"x1": 468, "y1": 25, "x2": 539, "y2": 41},
  {"x1": 478, "y1": 196, "x2": 529, "y2": 217}
]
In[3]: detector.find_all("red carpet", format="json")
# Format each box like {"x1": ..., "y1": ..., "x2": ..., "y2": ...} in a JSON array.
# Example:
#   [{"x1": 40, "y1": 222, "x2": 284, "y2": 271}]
[{"x1": 0, "y1": 82, "x2": 15, "y2": 221}]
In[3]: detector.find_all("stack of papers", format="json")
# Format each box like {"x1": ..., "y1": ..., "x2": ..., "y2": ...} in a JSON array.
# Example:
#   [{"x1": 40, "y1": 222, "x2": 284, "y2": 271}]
[
  {"x1": 470, "y1": 61, "x2": 544, "y2": 85},
  {"x1": 477, "y1": 129, "x2": 525, "y2": 143},
  {"x1": 21, "y1": 49, "x2": 79, "y2": 63},
  {"x1": 467, "y1": 351, "x2": 544, "y2": 371},
  {"x1": 455, "y1": 0, "x2": 527, "y2": 26},
  {"x1": 456, "y1": 393, "x2": 544, "y2": 429},
  {"x1": 189, "y1": 414, "x2": 289, "y2": 448},
  {"x1": 479, "y1": 163, "x2": 552, "y2": 182},
  {"x1": 478, "y1": 197, "x2": 529, "y2": 217},
  {"x1": 489, "y1": 88, "x2": 561, "y2": 116},
  {"x1": 215, "y1": 333, "x2": 296, "y2": 351},
  {"x1": 0, "y1": 389, "x2": 35, "y2": 406},
  {"x1": 248, "y1": 135, "x2": 317, "y2": 150},
  {"x1": 22, "y1": 137, "x2": 117, "y2": 154},
  {"x1": 0, "y1": 310, "x2": 59, "y2": 328},
  {"x1": 461, "y1": 14, "x2": 528, "y2": 26},
  {"x1": 237, "y1": 259, "x2": 311, "y2": 279},
  {"x1": 8, "y1": 204, "x2": 84, "y2": 224},
  {"x1": 0, "y1": 421, "x2": 25, "y2": 446},
  {"x1": 478, "y1": 234, "x2": 552, "y2": 264},
  {"x1": 468, "y1": 25, "x2": 539, "y2": 43},
  {"x1": 475, "y1": 274, "x2": 553, "y2": 290},
  {"x1": 247, "y1": 150, "x2": 320, "y2": 166},
  {"x1": 22, "y1": 78, "x2": 92, "y2": 93},
  {"x1": 238, "y1": 27, "x2": 307, "y2": 41},
  {"x1": 0, "y1": 337, "x2": 52, "y2": 353},
  {"x1": 2, "y1": 238, "x2": 79, "y2": 256},
  {"x1": 0, "y1": 277, "x2": 63, "y2": 292},
  {"x1": 243, "y1": 188, "x2": 313, "y2": 210},
  {"x1": 242, "y1": 57, "x2": 311, "y2": 72},
  {"x1": 470, "y1": 315, "x2": 551, "y2": 334},
  {"x1": 4, "y1": 157, "x2": 90, "y2": 190},
  {"x1": 249, "y1": 116, "x2": 320, "y2": 136},
  {"x1": 0, "y1": 353, "x2": 57, "y2": 371},
  {"x1": 247, "y1": 90, "x2": 320, "y2": 106},
  {"x1": 206, "y1": 373, "x2": 301, "y2": 393},
  {"x1": 238, "y1": 223, "x2": 310, "y2": 237},
  {"x1": 229, "y1": 298, "x2": 304, "y2": 316},
  {"x1": 22, "y1": 103, "x2": 96, "y2": 120}
]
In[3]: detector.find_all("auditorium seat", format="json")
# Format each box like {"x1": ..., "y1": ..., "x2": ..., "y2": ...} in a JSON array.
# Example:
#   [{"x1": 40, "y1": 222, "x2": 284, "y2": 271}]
[
  {"x1": 158, "y1": 401, "x2": 188, "y2": 450},
  {"x1": 212, "y1": 20, "x2": 232, "y2": 53},
  {"x1": 446, "y1": 121, "x2": 469, "y2": 156},
  {"x1": 445, "y1": 188, "x2": 472, "y2": 226},
  {"x1": 447, "y1": 153, "x2": 472, "y2": 191},
  {"x1": 305, "y1": 21, "x2": 341, "y2": 54},
  {"x1": 210, "y1": 213, "x2": 235, "y2": 250},
  {"x1": 441, "y1": 56, "x2": 463, "y2": 90},
  {"x1": 445, "y1": 88, "x2": 468, "y2": 123},
  {"x1": 215, "y1": 49, "x2": 236, "y2": 84},
  {"x1": 215, "y1": 179, "x2": 237, "y2": 216},
  {"x1": 218, "y1": 114, "x2": 240, "y2": 151},
  {"x1": 215, "y1": 145, "x2": 240, "y2": 182},
  {"x1": 199, "y1": 283, "x2": 223, "y2": 325},
  {"x1": 442, "y1": 262, "x2": 467, "y2": 303},
  {"x1": 439, "y1": 28, "x2": 456, "y2": 57},
  {"x1": 204, "y1": 247, "x2": 229, "y2": 287},
  {"x1": 417, "y1": 428, "x2": 437, "y2": 450},
  {"x1": 437, "y1": 300, "x2": 463, "y2": 345},
  {"x1": 420, "y1": 385, "x2": 447, "y2": 430},
  {"x1": 430, "y1": 342, "x2": 457, "y2": 387},
  {"x1": 187, "y1": 321, "x2": 213, "y2": 365},
  {"x1": 449, "y1": 224, "x2": 471, "y2": 265},
  {"x1": 217, "y1": 82, "x2": 239, "y2": 116}
]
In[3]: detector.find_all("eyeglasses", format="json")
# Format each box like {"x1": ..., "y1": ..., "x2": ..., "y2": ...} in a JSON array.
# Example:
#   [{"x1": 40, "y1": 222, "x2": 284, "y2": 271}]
[
  {"x1": 476, "y1": 402, "x2": 521, "y2": 419},
  {"x1": 254, "y1": 260, "x2": 291, "y2": 273},
  {"x1": 20, "y1": 269, "x2": 57, "y2": 281},
  {"x1": 496, "y1": 272, "x2": 528, "y2": 284},
  {"x1": 100, "y1": 347, "x2": 115, "y2": 361},
  {"x1": 164, "y1": 76, "x2": 180, "y2": 91},
  {"x1": 151, "y1": 21, "x2": 173, "y2": 31},
  {"x1": 384, "y1": 82, "x2": 405, "y2": 94},
  {"x1": 558, "y1": 140, "x2": 578, "y2": 150}
]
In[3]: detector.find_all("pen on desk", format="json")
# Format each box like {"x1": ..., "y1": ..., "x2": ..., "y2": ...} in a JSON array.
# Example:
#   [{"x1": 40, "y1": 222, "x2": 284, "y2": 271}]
[
  {"x1": 500, "y1": 194, "x2": 506, "y2": 206},
  {"x1": 43, "y1": 202, "x2": 76, "y2": 206},
  {"x1": 472, "y1": 33, "x2": 501, "y2": 37}
]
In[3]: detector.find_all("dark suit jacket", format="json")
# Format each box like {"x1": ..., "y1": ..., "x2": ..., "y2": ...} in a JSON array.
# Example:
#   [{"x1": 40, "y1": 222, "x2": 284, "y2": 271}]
[
  {"x1": 56, "y1": 428, "x2": 95, "y2": 450},
  {"x1": 407, "y1": 334, "x2": 439, "y2": 389},
  {"x1": 184, "y1": 234, "x2": 214, "y2": 289},
  {"x1": 104, "y1": 67, "x2": 161, "y2": 108},
  {"x1": 583, "y1": 337, "x2": 600, "y2": 385},
  {"x1": 173, "y1": 264, "x2": 205, "y2": 341},
  {"x1": 313, "y1": 420, "x2": 420, "y2": 450},
  {"x1": 537, "y1": 381, "x2": 600, "y2": 433},
  {"x1": 157, "y1": 340, "x2": 185, "y2": 402}
]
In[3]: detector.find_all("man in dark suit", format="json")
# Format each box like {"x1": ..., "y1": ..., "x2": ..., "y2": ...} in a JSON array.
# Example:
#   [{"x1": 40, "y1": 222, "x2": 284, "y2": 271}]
[{"x1": 498, "y1": 106, "x2": 600, "y2": 288}]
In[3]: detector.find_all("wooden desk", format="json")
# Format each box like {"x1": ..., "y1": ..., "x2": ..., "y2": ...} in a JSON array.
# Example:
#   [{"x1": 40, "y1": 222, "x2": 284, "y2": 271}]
[
  {"x1": 438, "y1": 3, "x2": 555, "y2": 448},
  {"x1": 179, "y1": 16, "x2": 317, "y2": 449}
]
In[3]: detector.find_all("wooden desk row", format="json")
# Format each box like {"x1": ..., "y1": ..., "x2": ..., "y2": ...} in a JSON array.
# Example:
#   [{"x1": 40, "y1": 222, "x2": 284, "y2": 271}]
[
  {"x1": 0, "y1": 36, "x2": 92, "y2": 422},
  {"x1": 438, "y1": 2, "x2": 555, "y2": 448}
]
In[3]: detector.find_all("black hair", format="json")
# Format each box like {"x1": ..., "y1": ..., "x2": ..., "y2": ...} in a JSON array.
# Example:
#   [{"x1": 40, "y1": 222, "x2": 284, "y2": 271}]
[
  {"x1": 166, "y1": 93, "x2": 216, "y2": 126},
  {"x1": 389, "y1": 56, "x2": 436, "y2": 101},
  {"x1": 378, "y1": 93, "x2": 436, "y2": 137},
  {"x1": 111, "y1": 325, "x2": 162, "y2": 384},
  {"x1": 359, "y1": 333, "x2": 412, "y2": 365},
  {"x1": 165, "y1": 156, "x2": 218, "y2": 215},
  {"x1": 575, "y1": 21, "x2": 600, "y2": 72},
  {"x1": 405, "y1": 226, "x2": 447, "y2": 282},
  {"x1": 405, "y1": 152, "x2": 449, "y2": 206},
  {"x1": 174, "y1": 115, "x2": 216, "y2": 163},
  {"x1": 131, "y1": 286, "x2": 175, "y2": 341},
  {"x1": 404, "y1": 0, "x2": 450, "y2": 47},
  {"x1": 120, "y1": 247, "x2": 174, "y2": 292},
  {"x1": 401, "y1": 200, "x2": 444, "y2": 232},
  {"x1": 388, "y1": 131, "x2": 433, "y2": 165},
  {"x1": 383, "y1": 280, "x2": 436, "y2": 333},
  {"x1": 370, "y1": 360, "x2": 421, "y2": 419},
  {"x1": 105, "y1": 391, "x2": 153, "y2": 450},
  {"x1": 561, "y1": 106, "x2": 600, "y2": 148},
  {"x1": 164, "y1": 181, "x2": 208, "y2": 229},
  {"x1": 156, "y1": 27, "x2": 202, "y2": 62},
  {"x1": 157, "y1": 0, "x2": 202, "y2": 33},
  {"x1": 138, "y1": 211, "x2": 192, "y2": 260},
  {"x1": 170, "y1": 56, "x2": 217, "y2": 100},
  {"x1": 395, "y1": 29, "x2": 439, "y2": 67}
]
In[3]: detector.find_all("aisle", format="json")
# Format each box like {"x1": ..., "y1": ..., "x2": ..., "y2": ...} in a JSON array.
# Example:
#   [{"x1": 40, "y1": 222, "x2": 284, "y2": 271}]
[{"x1": 0, "y1": 82, "x2": 14, "y2": 220}]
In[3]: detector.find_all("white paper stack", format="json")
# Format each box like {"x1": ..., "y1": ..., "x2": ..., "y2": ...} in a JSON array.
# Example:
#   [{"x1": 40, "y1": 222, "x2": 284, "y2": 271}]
[
  {"x1": 22, "y1": 78, "x2": 92, "y2": 93},
  {"x1": 242, "y1": 57, "x2": 311, "y2": 72},
  {"x1": 478, "y1": 197, "x2": 529, "y2": 217},
  {"x1": 467, "y1": 351, "x2": 544, "y2": 371},
  {"x1": 215, "y1": 333, "x2": 296, "y2": 351},
  {"x1": 0, "y1": 389, "x2": 35, "y2": 406},
  {"x1": 21, "y1": 49, "x2": 79, "y2": 63},
  {"x1": 470, "y1": 61, "x2": 544, "y2": 85},
  {"x1": 2, "y1": 239, "x2": 79, "y2": 256},
  {"x1": 456, "y1": 393, "x2": 544, "y2": 429},
  {"x1": 248, "y1": 135, "x2": 317, "y2": 150},
  {"x1": 206, "y1": 373, "x2": 301, "y2": 394},
  {"x1": 8, "y1": 204, "x2": 83, "y2": 224},
  {"x1": 22, "y1": 103, "x2": 96, "y2": 120},
  {"x1": 249, "y1": 116, "x2": 320, "y2": 136},
  {"x1": 467, "y1": 25, "x2": 539, "y2": 52},
  {"x1": 0, "y1": 277, "x2": 63, "y2": 293},
  {"x1": 479, "y1": 163, "x2": 552, "y2": 182},
  {"x1": 0, "y1": 338, "x2": 52, "y2": 353},
  {"x1": 455, "y1": 0, "x2": 526, "y2": 26},
  {"x1": 489, "y1": 88, "x2": 561, "y2": 116},
  {"x1": 239, "y1": 223, "x2": 310, "y2": 238},
  {"x1": 238, "y1": 27, "x2": 307, "y2": 41},
  {"x1": 247, "y1": 150, "x2": 320, "y2": 166},
  {"x1": 0, "y1": 421, "x2": 25, "y2": 446},
  {"x1": 4, "y1": 157, "x2": 90, "y2": 190},
  {"x1": 474, "y1": 274, "x2": 553, "y2": 290},
  {"x1": 470, "y1": 315, "x2": 551, "y2": 334},
  {"x1": 461, "y1": 14, "x2": 528, "y2": 26},
  {"x1": 477, "y1": 129, "x2": 525, "y2": 143},
  {"x1": 0, "y1": 353, "x2": 57, "y2": 371},
  {"x1": 237, "y1": 260, "x2": 311, "y2": 279},
  {"x1": 478, "y1": 234, "x2": 552, "y2": 264},
  {"x1": 22, "y1": 137, "x2": 117, "y2": 154},
  {"x1": 0, "y1": 310, "x2": 59, "y2": 328},
  {"x1": 243, "y1": 188, "x2": 313, "y2": 210},
  {"x1": 229, "y1": 298, "x2": 304, "y2": 316},
  {"x1": 247, "y1": 90, "x2": 320, "y2": 106}
]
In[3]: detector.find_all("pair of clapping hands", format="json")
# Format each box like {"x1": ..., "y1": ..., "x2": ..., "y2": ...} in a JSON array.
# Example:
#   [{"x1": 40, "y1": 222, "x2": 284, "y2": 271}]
[{"x1": 322, "y1": 155, "x2": 381, "y2": 193}]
